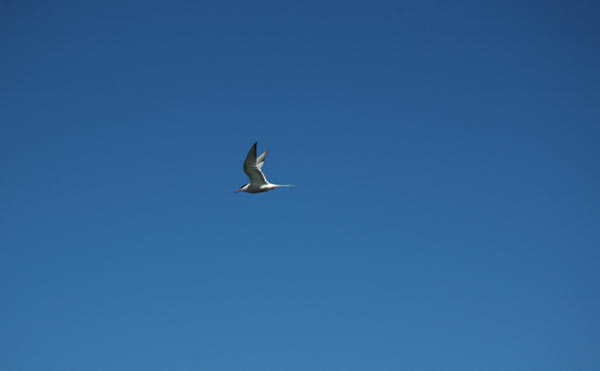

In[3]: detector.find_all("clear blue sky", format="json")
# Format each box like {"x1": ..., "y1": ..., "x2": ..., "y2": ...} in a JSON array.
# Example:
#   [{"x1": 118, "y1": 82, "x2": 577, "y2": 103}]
[{"x1": 1, "y1": 1, "x2": 599, "y2": 370}]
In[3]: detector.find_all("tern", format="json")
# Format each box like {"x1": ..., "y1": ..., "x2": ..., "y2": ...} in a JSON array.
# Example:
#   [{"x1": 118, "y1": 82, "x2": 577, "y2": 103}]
[{"x1": 236, "y1": 142, "x2": 293, "y2": 194}]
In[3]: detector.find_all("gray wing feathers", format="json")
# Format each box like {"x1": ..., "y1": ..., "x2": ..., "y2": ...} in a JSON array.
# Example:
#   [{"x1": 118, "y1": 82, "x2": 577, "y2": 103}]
[
  {"x1": 244, "y1": 142, "x2": 258, "y2": 165},
  {"x1": 256, "y1": 150, "x2": 268, "y2": 169},
  {"x1": 243, "y1": 142, "x2": 268, "y2": 185}
]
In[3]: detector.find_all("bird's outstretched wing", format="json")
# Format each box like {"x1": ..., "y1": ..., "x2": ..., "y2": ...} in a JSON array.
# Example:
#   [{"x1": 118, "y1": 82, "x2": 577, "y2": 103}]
[{"x1": 243, "y1": 142, "x2": 269, "y2": 186}]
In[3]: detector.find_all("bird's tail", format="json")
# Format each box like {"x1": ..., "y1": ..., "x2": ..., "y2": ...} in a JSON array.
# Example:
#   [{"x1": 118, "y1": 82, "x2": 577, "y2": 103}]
[{"x1": 275, "y1": 184, "x2": 295, "y2": 188}]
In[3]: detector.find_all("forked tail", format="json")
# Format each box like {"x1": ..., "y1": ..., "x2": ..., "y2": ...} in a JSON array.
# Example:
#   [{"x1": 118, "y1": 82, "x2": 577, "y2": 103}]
[{"x1": 275, "y1": 184, "x2": 295, "y2": 188}]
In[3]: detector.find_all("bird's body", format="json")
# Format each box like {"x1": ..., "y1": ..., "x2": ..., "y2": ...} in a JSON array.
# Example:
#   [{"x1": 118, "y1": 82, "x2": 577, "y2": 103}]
[
  {"x1": 236, "y1": 142, "x2": 292, "y2": 194},
  {"x1": 244, "y1": 183, "x2": 279, "y2": 194}
]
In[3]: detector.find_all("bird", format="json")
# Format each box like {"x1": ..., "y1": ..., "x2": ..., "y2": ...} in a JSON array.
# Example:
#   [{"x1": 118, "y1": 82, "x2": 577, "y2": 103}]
[{"x1": 236, "y1": 142, "x2": 293, "y2": 194}]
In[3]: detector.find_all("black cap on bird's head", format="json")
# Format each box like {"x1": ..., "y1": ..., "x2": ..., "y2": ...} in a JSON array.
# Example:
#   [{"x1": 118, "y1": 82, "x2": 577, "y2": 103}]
[{"x1": 236, "y1": 184, "x2": 247, "y2": 193}]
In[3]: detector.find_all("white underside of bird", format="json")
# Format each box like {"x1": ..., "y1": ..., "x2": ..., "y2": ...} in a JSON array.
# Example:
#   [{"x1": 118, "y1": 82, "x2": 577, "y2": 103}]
[{"x1": 236, "y1": 142, "x2": 293, "y2": 194}]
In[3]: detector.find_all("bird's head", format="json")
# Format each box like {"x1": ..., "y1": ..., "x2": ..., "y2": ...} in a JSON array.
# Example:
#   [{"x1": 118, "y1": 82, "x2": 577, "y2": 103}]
[{"x1": 236, "y1": 184, "x2": 249, "y2": 193}]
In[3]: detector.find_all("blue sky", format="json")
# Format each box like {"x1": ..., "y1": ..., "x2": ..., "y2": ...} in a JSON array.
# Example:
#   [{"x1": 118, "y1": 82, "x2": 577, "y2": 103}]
[{"x1": 1, "y1": 1, "x2": 599, "y2": 370}]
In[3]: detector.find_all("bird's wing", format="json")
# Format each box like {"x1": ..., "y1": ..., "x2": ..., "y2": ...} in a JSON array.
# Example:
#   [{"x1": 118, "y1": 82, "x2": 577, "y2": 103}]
[
  {"x1": 243, "y1": 142, "x2": 269, "y2": 185},
  {"x1": 256, "y1": 149, "x2": 268, "y2": 170}
]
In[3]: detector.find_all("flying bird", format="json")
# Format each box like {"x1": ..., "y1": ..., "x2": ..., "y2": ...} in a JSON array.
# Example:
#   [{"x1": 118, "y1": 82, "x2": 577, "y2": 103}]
[{"x1": 236, "y1": 142, "x2": 293, "y2": 194}]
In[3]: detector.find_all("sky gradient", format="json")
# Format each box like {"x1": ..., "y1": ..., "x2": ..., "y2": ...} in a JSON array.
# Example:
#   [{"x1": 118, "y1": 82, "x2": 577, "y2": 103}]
[{"x1": 1, "y1": 1, "x2": 599, "y2": 370}]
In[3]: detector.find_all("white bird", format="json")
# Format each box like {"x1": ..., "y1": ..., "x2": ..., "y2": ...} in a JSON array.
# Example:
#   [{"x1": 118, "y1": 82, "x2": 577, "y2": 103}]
[{"x1": 236, "y1": 142, "x2": 293, "y2": 194}]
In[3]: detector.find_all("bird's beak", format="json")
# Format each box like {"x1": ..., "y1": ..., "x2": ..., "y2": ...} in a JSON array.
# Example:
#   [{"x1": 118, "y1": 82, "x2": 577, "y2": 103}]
[{"x1": 235, "y1": 189, "x2": 242, "y2": 193}]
